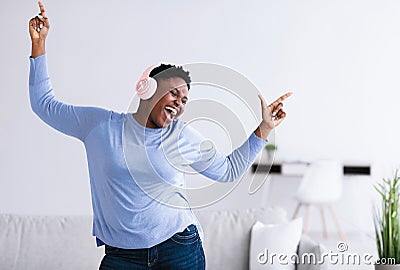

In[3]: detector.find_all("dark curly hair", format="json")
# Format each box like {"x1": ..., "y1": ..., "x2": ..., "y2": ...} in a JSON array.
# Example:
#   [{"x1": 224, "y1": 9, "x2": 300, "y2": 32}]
[{"x1": 149, "y1": 64, "x2": 191, "y2": 90}]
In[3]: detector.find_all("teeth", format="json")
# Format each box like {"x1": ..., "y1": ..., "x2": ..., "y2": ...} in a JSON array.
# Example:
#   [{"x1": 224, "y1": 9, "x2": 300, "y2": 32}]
[{"x1": 165, "y1": 106, "x2": 177, "y2": 116}]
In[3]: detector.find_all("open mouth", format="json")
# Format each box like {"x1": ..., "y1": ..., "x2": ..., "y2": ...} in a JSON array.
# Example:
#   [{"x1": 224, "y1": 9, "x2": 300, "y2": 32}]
[{"x1": 164, "y1": 106, "x2": 178, "y2": 120}]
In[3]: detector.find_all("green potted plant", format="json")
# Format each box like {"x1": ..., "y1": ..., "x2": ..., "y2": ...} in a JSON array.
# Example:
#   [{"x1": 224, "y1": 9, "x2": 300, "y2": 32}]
[
  {"x1": 374, "y1": 171, "x2": 400, "y2": 269},
  {"x1": 264, "y1": 143, "x2": 277, "y2": 163}
]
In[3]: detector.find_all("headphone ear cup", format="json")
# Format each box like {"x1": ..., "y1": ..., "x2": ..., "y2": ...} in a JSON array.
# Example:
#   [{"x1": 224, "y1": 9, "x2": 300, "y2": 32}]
[
  {"x1": 136, "y1": 76, "x2": 157, "y2": 100},
  {"x1": 136, "y1": 65, "x2": 158, "y2": 100}
]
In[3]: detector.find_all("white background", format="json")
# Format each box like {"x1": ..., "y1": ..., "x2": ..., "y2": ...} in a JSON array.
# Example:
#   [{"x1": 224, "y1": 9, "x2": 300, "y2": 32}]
[{"x1": 1, "y1": 0, "x2": 400, "y2": 234}]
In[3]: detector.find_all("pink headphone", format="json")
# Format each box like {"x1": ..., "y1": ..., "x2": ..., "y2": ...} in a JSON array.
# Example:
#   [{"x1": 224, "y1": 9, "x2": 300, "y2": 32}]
[{"x1": 136, "y1": 65, "x2": 158, "y2": 100}]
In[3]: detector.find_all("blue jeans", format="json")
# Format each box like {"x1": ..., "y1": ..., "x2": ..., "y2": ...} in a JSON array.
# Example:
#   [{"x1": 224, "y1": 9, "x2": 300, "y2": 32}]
[{"x1": 99, "y1": 224, "x2": 205, "y2": 270}]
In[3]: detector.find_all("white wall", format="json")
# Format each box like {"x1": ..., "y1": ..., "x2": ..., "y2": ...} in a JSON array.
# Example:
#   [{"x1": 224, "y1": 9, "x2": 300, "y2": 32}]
[{"x1": 1, "y1": 0, "x2": 400, "y2": 234}]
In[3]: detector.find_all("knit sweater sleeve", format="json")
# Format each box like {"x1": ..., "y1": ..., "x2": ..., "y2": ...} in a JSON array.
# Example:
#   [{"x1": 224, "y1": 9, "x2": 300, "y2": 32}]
[
  {"x1": 180, "y1": 124, "x2": 267, "y2": 183},
  {"x1": 29, "y1": 54, "x2": 110, "y2": 141}
]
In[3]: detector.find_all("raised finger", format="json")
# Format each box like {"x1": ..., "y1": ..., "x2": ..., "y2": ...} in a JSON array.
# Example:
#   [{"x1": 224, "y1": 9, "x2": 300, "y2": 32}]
[
  {"x1": 269, "y1": 92, "x2": 292, "y2": 108},
  {"x1": 38, "y1": 1, "x2": 47, "y2": 19}
]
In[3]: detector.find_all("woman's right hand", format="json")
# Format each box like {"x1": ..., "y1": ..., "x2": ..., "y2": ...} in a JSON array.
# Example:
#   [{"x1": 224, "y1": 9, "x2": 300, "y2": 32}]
[{"x1": 29, "y1": 1, "x2": 50, "y2": 57}]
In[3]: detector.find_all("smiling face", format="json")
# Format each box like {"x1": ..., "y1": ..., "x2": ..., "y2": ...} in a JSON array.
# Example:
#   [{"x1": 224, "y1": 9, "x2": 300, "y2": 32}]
[{"x1": 146, "y1": 77, "x2": 189, "y2": 128}]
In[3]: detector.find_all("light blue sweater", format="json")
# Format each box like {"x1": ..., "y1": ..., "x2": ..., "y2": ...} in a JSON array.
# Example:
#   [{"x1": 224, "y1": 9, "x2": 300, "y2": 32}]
[{"x1": 29, "y1": 54, "x2": 267, "y2": 249}]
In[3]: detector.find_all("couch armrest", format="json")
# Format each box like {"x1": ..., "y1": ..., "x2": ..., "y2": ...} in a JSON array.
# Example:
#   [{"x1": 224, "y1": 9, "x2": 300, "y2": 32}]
[{"x1": 297, "y1": 235, "x2": 330, "y2": 270}]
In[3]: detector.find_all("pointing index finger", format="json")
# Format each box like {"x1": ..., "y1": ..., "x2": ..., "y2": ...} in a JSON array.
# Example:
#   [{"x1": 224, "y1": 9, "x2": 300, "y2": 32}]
[
  {"x1": 269, "y1": 92, "x2": 292, "y2": 107},
  {"x1": 38, "y1": 1, "x2": 47, "y2": 18}
]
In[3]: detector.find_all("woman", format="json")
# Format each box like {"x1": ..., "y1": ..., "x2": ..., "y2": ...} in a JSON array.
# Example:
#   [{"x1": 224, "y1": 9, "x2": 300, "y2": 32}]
[{"x1": 29, "y1": 2, "x2": 291, "y2": 269}]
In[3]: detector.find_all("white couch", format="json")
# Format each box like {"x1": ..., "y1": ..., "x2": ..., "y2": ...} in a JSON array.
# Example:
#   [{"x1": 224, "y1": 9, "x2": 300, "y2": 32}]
[{"x1": 0, "y1": 208, "x2": 329, "y2": 270}]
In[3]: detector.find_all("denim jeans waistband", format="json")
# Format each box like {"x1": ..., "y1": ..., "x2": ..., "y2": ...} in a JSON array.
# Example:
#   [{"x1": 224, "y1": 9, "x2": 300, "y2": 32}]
[{"x1": 105, "y1": 224, "x2": 197, "y2": 252}]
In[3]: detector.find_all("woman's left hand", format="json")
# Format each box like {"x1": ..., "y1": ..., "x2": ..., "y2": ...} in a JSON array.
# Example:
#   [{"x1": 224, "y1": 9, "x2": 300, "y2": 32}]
[{"x1": 255, "y1": 92, "x2": 292, "y2": 139}]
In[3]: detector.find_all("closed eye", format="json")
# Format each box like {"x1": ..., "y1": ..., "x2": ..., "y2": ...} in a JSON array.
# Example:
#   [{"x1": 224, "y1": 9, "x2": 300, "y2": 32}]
[{"x1": 170, "y1": 90, "x2": 188, "y2": 105}]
